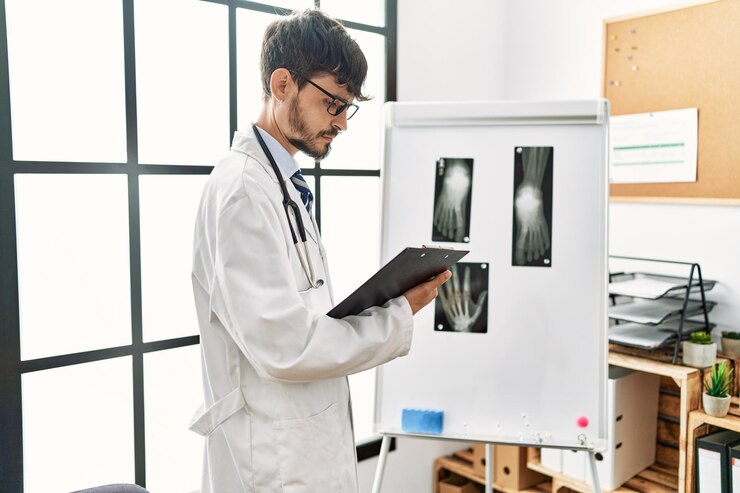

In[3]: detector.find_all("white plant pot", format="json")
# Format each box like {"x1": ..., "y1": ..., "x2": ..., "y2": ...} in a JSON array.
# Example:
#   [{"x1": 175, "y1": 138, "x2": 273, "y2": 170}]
[
  {"x1": 722, "y1": 337, "x2": 740, "y2": 358},
  {"x1": 703, "y1": 393, "x2": 731, "y2": 417},
  {"x1": 682, "y1": 341, "x2": 717, "y2": 368}
]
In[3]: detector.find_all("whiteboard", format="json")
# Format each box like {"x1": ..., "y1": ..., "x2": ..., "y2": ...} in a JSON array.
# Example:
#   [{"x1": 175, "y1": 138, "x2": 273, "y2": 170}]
[{"x1": 375, "y1": 100, "x2": 609, "y2": 449}]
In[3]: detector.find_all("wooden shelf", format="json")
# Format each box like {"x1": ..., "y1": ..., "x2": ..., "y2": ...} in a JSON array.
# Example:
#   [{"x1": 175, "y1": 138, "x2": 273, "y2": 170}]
[
  {"x1": 436, "y1": 446, "x2": 677, "y2": 493},
  {"x1": 434, "y1": 452, "x2": 551, "y2": 493},
  {"x1": 527, "y1": 457, "x2": 677, "y2": 493},
  {"x1": 685, "y1": 397, "x2": 740, "y2": 493},
  {"x1": 609, "y1": 351, "x2": 702, "y2": 493}
]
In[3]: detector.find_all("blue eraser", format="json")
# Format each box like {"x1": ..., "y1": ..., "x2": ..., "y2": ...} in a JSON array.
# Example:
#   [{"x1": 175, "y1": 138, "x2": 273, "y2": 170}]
[{"x1": 401, "y1": 408, "x2": 444, "y2": 435}]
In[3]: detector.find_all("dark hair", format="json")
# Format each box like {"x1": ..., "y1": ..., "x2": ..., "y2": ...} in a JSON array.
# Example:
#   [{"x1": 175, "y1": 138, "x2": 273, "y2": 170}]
[{"x1": 260, "y1": 9, "x2": 370, "y2": 102}]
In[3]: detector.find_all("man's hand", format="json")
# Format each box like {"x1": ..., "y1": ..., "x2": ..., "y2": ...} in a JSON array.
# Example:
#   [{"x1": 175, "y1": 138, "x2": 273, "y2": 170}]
[{"x1": 403, "y1": 270, "x2": 452, "y2": 315}]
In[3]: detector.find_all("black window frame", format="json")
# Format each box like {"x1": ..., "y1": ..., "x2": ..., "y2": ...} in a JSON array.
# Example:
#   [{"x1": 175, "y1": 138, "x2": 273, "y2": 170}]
[{"x1": 0, "y1": 0, "x2": 397, "y2": 490}]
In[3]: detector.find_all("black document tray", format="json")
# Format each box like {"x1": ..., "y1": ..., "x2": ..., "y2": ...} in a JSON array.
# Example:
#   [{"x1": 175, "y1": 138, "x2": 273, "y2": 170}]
[{"x1": 327, "y1": 247, "x2": 469, "y2": 319}]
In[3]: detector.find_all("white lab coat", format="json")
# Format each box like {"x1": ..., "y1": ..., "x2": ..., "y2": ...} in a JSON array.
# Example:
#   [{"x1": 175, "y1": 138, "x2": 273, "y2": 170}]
[{"x1": 189, "y1": 130, "x2": 414, "y2": 493}]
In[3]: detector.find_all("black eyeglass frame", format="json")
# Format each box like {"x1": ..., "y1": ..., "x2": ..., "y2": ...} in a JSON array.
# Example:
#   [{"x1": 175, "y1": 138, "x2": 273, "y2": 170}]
[{"x1": 289, "y1": 70, "x2": 359, "y2": 120}]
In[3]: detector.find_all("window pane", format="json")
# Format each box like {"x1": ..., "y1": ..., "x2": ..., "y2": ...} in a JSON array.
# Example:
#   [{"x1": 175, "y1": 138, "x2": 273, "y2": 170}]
[
  {"x1": 140, "y1": 175, "x2": 207, "y2": 342},
  {"x1": 321, "y1": 30, "x2": 385, "y2": 170},
  {"x1": 321, "y1": 1, "x2": 385, "y2": 27},
  {"x1": 135, "y1": 0, "x2": 230, "y2": 165},
  {"x1": 22, "y1": 357, "x2": 134, "y2": 493},
  {"x1": 236, "y1": 9, "x2": 276, "y2": 129},
  {"x1": 144, "y1": 346, "x2": 202, "y2": 492},
  {"x1": 349, "y1": 369, "x2": 377, "y2": 442},
  {"x1": 15, "y1": 175, "x2": 131, "y2": 360},
  {"x1": 321, "y1": 177, "x2": 380, "y2": 444},
  {"x1": 5, "y1": 0, "x2": 126, "y2": 163},
  {"x1": 303, "y1": 174, "x2": 315, "y2": 192},
  {"x1": 320, "y1": 177, "x2": 380, "y2": 308},
  {"x1": 263, "y1": 0, "x2": 314, "y2": 12}
]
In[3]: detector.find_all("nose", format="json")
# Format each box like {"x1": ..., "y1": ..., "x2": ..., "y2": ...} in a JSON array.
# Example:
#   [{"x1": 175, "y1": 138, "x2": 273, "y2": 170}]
[{"x1": 332, "y1": 111, "x2": 348, "y2": 132}]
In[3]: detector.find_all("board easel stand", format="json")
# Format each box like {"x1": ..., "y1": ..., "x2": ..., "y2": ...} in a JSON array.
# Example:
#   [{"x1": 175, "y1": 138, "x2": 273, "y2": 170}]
[{"x1": 371, "y1": 433, "x2": 603, "y2": 493}]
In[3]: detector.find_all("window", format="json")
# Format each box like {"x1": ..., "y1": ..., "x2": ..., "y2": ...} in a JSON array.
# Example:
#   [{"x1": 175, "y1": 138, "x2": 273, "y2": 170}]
[{"x1": 0, "y1": 0, "x2": 396, "y2": 490}]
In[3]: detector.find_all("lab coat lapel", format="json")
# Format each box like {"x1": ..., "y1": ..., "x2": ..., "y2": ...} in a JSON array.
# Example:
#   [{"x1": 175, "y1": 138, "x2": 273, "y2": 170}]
[{"x1": 231, "y1": 131, "x2": 319, "y2": 244}]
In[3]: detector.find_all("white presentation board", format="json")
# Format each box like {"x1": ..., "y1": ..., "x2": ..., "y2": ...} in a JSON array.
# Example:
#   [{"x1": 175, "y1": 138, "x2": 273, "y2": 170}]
[{"x1": 375, "y1": 100, "x2": 609, "y2": 449}]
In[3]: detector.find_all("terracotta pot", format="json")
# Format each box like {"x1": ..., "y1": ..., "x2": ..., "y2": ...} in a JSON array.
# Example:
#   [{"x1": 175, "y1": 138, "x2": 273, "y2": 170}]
[
  {"x1": 682, "y1": 341, "x2": 717, "y2": 368},
  {"x1": 722, "y1": 337, "x2": 740, "y2": 358},
  {"x1": 703, "y1": 393, "x2": 731, "y2": 417}
]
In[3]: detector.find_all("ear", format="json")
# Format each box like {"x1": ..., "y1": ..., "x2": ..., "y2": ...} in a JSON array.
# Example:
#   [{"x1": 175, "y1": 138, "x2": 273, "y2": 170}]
[{"x1": 269, "y1": 68, "x2": 294, "y2": 103}]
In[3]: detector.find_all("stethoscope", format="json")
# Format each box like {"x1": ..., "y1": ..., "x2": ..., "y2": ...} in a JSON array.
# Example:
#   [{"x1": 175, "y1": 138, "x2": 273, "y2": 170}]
[{"x1": 252, "y1": 124, "x2": 324, "y2": 291}]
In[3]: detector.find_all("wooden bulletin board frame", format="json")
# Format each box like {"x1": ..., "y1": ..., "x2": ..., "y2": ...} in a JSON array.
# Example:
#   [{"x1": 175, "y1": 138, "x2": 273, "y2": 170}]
[{"x1": 603, "y1": 0, "x2": 740, "y2": 205}]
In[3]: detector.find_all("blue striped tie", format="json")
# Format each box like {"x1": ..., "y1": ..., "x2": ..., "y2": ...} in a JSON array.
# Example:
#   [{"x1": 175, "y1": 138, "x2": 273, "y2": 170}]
[{"x1": 290, "y1": 170, "x2": 313, "y2": 213}]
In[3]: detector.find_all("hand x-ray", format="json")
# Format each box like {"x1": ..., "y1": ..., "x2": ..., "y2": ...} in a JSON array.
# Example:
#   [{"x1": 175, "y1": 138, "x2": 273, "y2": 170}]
[
  {"x1": 512, "y1": 147, "x2": 553, "y2": 267},
  {"x1": 432, "y1": 157, "x2": 473, "y2": 243},
  {"x1": 435, "y1": 262, "x2": 489, "y2": 333}
]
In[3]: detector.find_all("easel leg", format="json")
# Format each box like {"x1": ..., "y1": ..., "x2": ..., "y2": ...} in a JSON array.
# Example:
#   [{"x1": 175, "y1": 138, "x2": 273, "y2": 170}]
[
  {"x1": 371, "y1": 435, "x2": 392, "y2": 493},
  {"x1": 588, "y1": 450, "x2": 601, "y2": 493},
  {"x1": 485, "y1": 443, "x2": 493, "y2": 492}
]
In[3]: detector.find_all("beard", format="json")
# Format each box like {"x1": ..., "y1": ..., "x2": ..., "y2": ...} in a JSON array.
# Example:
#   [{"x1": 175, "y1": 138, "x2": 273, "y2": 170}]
[{"x1": 286, "y1": 97, "x2": 337, "y2": 161}]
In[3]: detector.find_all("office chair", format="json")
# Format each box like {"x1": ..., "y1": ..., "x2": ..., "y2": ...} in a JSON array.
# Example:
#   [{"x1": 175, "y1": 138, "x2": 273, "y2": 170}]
[{"x1": 71, "y1": 484, "x2": 149, "y2": 493}]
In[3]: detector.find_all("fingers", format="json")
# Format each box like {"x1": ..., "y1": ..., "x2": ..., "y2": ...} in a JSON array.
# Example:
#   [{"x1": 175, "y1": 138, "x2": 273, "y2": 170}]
[
  {"x1": 450, "y1": 264, "x2": 460, "y2": 293},
  {"x1": 471, "y1": 290, "x2": 488, "y2": 323},
  {"x1": 403, "y1": 270, "x2": 452, "y2": 315},
  {"x1": 437, "y1": 282, "x2": 453, "y2": 320},
  {"x1": 430, "y1": 269, "x2": 452, "y2": 289},
  {"x1": 462, "y1": 266, "x2": 471, "y2": 299}
]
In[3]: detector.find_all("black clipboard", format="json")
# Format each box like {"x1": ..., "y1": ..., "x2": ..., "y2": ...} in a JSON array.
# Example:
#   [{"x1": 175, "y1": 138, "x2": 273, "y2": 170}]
[{"x1": 327, "y1": 246, "x2": 469, "y2": 319}]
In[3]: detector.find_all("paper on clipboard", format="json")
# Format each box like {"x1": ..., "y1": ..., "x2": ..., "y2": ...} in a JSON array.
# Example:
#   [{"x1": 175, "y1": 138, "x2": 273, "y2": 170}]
[
  {"x1": 327, "y1": 246, "x2": 468, "y2": 319},
  {"x1": 609, "y1": 108, "x2": 698, "y2": 184}
]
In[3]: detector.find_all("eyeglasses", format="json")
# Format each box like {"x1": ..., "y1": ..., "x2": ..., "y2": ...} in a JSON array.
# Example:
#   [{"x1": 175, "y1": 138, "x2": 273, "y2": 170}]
[{"x1": 289, "y1": 70, "x2": 359, "y2": 120}]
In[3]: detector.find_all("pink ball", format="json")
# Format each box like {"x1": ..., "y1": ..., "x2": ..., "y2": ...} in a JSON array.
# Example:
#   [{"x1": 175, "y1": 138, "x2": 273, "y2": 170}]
[{"x1": 577, "y1": 416, "x2": 589, "y2": 428}]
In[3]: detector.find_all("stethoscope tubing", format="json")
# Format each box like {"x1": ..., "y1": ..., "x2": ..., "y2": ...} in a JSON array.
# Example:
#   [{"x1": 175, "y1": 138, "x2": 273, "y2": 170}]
[{"x1": 252, "y1": 124, "x2": 323, "y2": 290}]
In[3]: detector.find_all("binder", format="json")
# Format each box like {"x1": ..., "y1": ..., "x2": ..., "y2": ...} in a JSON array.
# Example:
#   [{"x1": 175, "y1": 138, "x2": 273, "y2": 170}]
[
  {"x1": 696, "y1": 430, "x2": 740, "y2": 493},
  {"x1": 327, "y1": 246, "x2": 469, "y2": 318}
]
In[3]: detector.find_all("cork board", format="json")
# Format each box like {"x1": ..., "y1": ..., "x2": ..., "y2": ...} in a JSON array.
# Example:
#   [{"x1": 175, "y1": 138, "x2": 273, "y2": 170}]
[{"x1": 604, "y1": 0, "x2": 740, "y2": 203}]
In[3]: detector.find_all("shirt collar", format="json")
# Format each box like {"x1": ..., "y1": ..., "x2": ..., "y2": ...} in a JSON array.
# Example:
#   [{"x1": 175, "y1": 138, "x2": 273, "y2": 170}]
[{"x1": 254, "y1": 125, "x2": 300, "y2": 180}]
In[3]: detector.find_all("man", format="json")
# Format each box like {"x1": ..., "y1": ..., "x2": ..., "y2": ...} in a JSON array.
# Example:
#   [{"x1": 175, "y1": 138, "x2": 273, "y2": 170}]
[{"x1": 189, "y1": 9, "x2": 450, "y2": 493}]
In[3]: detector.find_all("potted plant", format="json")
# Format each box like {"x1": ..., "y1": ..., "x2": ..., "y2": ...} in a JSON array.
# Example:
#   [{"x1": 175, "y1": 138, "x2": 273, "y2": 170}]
[
  {"x1": 682, "y1": 331, "x2": 717, "y2": 368},
  {"x1": 703, "y1": 360, "x2": 734, "y2": 417},
  {"x1": 722, "y1": 331, "x2": 740, "y2": 358}
]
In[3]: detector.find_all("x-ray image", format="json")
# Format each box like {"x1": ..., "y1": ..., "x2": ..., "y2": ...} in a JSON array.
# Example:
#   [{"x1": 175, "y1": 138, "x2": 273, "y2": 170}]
[
  {"x1": 432, "y1": 157, "x2": 473, "y2": 243},
  {"x1": 434, "y1": 263, "x2": 489, "y2": 333},
  {"x1": 512, "y1": 146, "x2": 553, "y2": 267}
]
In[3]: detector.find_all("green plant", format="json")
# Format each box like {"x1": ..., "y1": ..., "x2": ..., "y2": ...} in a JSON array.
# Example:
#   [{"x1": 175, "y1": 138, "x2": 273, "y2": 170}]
[
  {"x1": 722, "y1": 331, "x2": 740, "y2": 340},
  {"x1": 704, "y1": 360, "x2": 734, "y2": 397},
  {"x1": 690, "y1": 331, "x2": 713, "y2": 345}
]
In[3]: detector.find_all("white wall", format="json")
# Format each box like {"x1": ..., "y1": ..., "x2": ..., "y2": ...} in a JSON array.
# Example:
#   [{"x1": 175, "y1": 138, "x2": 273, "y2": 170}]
[
  {"x1": 365, "y1": 0, "x2": 740, "y2": 491},
  {"x1": 502, "y1": 0, "x2": 700, "y2": 99},
  {"x1": 397, "y1": 0, "x2": 508, "y2": 102}
]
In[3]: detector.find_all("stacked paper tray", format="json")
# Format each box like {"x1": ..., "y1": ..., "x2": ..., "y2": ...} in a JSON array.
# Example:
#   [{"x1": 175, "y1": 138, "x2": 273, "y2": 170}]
[
  {"x1": 608, "y1": 298, "x2": 715, "y2": 325},
  {"x1": 609, "y1": 272, "x2": 716, "y2": 299},
  {"x1": 608, "y1": 320, "x2": 715, "y2": 349}
]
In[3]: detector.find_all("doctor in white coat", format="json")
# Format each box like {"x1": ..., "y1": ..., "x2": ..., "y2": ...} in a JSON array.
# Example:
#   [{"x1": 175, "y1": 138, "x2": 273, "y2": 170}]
[{"x1": 189, "y1": 9, "x2": 451, "y2": 493}]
